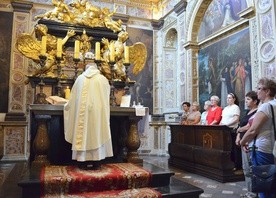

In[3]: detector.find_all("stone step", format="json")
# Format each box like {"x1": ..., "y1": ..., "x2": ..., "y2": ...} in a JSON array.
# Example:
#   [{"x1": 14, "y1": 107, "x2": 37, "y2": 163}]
[{"x1": 18, "y1": 162, "x2": 203, "y2": 198}]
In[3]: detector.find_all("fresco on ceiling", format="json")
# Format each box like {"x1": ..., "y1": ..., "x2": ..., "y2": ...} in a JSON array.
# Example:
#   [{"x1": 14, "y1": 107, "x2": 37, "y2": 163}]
[
  {"x1": 0, "y1": 12, "x2": 13, "y2": 113},
  {"x1": 198, "y1": 28, "x2": 251, "y2": 111},
  {"x1": 126, "y1": 27, "x2": 153, "y2": 114},
  {"x1": 198, "y1": 0, "x2": 248, "y2": 41}
]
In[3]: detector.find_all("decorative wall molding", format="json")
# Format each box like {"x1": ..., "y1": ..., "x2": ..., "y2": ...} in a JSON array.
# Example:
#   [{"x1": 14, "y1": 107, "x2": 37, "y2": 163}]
[
  {"x1": 11, "y1": 1, "x2": 33, "y2": 13},
  {"x1": 174, "y1": 0, "x2": 187, "y2": 16},
  {"x1": 151, "y1": 19, "x2": 165, "y2": 30}
]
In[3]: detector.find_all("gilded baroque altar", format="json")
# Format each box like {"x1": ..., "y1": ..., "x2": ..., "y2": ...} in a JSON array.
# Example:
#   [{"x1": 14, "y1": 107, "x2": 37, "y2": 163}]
[{"x1": 16, "y1": 0, "x2": 147, "y2": 100}]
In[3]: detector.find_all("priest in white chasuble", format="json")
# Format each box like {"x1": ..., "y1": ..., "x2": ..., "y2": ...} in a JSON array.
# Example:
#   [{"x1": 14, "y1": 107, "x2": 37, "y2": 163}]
[{"x1": 64, "y1": 52, "x2": 113, "y2": 169}]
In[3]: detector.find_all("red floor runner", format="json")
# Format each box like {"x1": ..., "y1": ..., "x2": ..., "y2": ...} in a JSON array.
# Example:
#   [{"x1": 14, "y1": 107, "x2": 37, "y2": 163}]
[
  {"x1": 42, "y1": 187, "x2": 162, "y2": 198},
  {"x1": 40, "y1": 163, "x2": 155, "y2": 196}
]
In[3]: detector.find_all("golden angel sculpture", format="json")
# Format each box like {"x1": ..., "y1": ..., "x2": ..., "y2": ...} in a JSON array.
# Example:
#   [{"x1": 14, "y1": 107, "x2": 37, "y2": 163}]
[
  {"x1": 99, "y1": 31, "x2": 147, "y2": 81},
  {"x1": 75, "y1": 29, "x2": 93, "y2": 54},
  {"x1": 35, "y1": 0, "x2": 123, "y2": 33},
  {"x1": 15, "y1": 24, "x2": 75, "y2": 79}
]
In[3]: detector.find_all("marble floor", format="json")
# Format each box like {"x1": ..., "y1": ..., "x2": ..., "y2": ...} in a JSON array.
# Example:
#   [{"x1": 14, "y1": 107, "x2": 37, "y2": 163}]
[
  {"x1": 142, "y1": 155, "x2": 249, "y2": 198},
  {"x1": 0, "y1": 155, "x2": 250, "y2": 198}
]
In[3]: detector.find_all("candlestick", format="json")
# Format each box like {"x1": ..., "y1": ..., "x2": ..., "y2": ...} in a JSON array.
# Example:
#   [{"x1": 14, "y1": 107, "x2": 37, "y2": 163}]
[
  {"x1": 124, "y1": 46, "x2": 129, "y2": 64},
  {"x1": 74, "y1": 40, "x2": 80, "y2": 59},
  {"x1": 56, "y1": 56, "x2": 62, "y2": 96},
  {"x1": 41, "y1": 36, "x2": 47, "y2": 56},
  {"x1": 34, "y1": 55, "x2": 48, "y2": 104},
  {"x1": 56, "y1": 38, "x2": 62, "y2": 58},
  {"x1": 109, "y1": 61, "x2": 116, "y2": 107},
  {"x1": 64, "y1": 86, "x2": 71, "y2": 99},
  {"x1": 95, "y1": 42, "x2": 101, "y2": 60},
  {"x1": 73, "y1": 58, "x2": 80, "y2": 81},
  {"x1": 110, "y1": 42, "x2": 115, "y2": 62},
  {"x1": 123, "y1": 62, "x2": 131, "y2": 94}
]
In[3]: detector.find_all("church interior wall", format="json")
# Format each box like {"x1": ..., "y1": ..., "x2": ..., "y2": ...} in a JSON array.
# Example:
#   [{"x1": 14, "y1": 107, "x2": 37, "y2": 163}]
[{"x1": 0, "y1": 0, "x2": 275, "y2": 160}]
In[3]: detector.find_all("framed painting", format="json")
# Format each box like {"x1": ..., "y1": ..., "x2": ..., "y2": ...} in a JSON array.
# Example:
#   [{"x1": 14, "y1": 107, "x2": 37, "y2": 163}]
[{"x1": 198, "y1": 28, "x2": 251, "y2": 111}]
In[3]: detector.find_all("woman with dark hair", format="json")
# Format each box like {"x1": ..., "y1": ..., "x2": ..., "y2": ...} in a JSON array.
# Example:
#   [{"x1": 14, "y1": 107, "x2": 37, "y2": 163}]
[
  {"x1": 236, "y1": 91, "x2": 260, "y2": 198},
  {"x1": 180, "y1": 102, "x2": 191, "y2": 125},
  {"x1": 220, "y1": 93, "x2": 241, "y2": 171}
]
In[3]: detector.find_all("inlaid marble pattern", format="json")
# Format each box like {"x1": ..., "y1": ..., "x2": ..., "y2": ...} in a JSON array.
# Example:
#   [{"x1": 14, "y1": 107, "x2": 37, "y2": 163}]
[{"x1": 4, "y1": 127, "x2": 25, "y2": 155}]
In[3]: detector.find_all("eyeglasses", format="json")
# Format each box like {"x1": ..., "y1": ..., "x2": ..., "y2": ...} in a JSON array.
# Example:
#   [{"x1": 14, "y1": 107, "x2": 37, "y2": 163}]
[{"x1": 257, "y1": 87, "x2": 266, "y2": 91}]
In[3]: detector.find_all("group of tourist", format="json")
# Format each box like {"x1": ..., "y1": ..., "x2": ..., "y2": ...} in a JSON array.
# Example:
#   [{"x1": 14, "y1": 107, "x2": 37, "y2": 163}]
[{"x1": 180, "y1": 77, "x2": 276, "y2": 198}]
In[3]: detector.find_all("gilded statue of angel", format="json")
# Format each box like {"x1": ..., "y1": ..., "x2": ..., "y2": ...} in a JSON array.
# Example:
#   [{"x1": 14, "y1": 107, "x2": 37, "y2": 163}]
[
  {"x1": 99, "y1": 31, "x2": 147, "y2": 81},
  {"x1": 75, "y1": 29, "x2": 93, "y2": 54},
  {"x1": 35, "y1": 0, "x2": 74, "y2": 23},
  {"x1": 101, "y1": 7, "x2": 123, "y2": 33},
  {"x1": 15, "y1": 24, "x2": 76, "y2": 79}
]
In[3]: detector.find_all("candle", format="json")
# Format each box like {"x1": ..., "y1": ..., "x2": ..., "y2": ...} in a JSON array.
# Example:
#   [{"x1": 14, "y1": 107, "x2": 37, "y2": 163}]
[
  {"x1": 95, "y1": 42, "x2": 101, "y2": 60},
  {"x1": 56, "y1": 38, "x2": 62, "y2": 58},
  {"x1": 124, "y1": 46, "x2": 129, "y2": 64},
  {"x1": 41, "y1": 36, "x2": 47, "y2": 56},
  {"x1": 110, "y1": 42, "x2": 115, "y2": 62},
  {"x1": 74, "y1": 40, "x2": 80, "y2": 59},
  {"x1": 64, "y1": 86, "x2": 70, "y2": 99}
]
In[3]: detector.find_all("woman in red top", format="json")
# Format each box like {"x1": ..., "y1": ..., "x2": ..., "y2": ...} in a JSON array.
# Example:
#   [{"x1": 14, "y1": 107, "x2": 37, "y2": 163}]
[{"x1": 206, "y1": 95, "x2": 222, "y2": 125}]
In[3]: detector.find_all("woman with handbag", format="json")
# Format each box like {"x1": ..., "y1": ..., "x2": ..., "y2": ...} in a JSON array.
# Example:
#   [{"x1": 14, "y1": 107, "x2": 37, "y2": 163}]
[
  {"x1": 236, "y1": 91, "x2": 260, "y2": 198},
  {"x1": 240, "y1": 77, "x2": 276, "y2": 198}
]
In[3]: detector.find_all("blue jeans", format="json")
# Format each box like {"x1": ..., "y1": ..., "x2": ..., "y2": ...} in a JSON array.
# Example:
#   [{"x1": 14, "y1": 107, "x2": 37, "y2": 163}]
[{"x1": 250, "y1": 150, "x2": 276, "y2": 198}]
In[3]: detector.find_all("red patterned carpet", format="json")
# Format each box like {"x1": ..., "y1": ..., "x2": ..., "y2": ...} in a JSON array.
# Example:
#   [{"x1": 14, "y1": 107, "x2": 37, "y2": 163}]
[
  {"x1": 42, "y1": 187, "x2": 161, "y2": 198},
  {"x1": 40, "y1": 163, "x2": 161, "y2": 197}
]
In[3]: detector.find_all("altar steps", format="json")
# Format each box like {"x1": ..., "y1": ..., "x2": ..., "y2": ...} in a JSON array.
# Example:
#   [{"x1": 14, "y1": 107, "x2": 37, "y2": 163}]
[{"x1": 18, "y1": 162, "x2": 203, "y2": 198}]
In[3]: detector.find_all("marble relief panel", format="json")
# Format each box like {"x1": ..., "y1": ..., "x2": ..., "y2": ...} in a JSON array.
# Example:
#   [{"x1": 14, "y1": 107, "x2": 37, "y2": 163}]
[
  {"x1": 264, "y1": 62, "x2": 276, "y2": 79},
  {"x1": 165, "y1": 80, "x2": 174, "y2": 108},
  {"x1": 10, "y1": 12, "x2": 30, "y2": 112},
  {"x1": 115, "y1": 3, "x2": 126, "y2": 14},
  {"x1": 259, "y1": 39, "x2": 275, "y2": 62},
  {"x1": 11, "y1": 84, "x2": 23, "y2": 103},
  {"x1": 4, "y1": 127, "x2": 25, "y2": 155},
  {"x1": 256, "y1": 0, "x2": 271, "y2": 12},
  {"x1": 260, "y1": 12, "x2": 273, "y2": 39}
]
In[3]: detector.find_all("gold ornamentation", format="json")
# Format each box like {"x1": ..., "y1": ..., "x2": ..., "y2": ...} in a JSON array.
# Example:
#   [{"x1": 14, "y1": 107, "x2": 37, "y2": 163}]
[
  {"x1": 75, "y1": 29, "x2": 93, "y2": 55},
  {"x1": 34, "y1": 0, "x2": 123, "y2": 33},
  {"x1": 99, "y1": 31, "x2": 147, "y2": 81},
  {"x1": 16, "y1": 1, "x2": 148, "y2": 82},
  {"x1": 15, "y1": 24, "x2": 75, "y2": 79}
]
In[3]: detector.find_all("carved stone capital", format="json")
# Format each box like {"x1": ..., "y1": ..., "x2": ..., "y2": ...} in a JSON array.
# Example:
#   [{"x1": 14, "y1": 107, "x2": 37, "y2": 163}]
[
  {"x1": 11, "y1": 0, "x2": 33, "y2": 13},
  {"x1": 151, "y1": 19, "x2": 164, "y2": 30},
  {"x1": 174, "y1": 0, "x2": 187, "y2": 16},
  {"x1": 113, "y1": 14, "x2": 130, "y2": 25},
  {"x1": 183, "y1": 41, "x2": 199, "y2": 50}
]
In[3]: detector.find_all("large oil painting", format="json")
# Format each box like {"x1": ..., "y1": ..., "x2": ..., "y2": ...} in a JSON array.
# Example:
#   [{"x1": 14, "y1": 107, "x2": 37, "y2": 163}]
[
  {"x1": 0, "y1": 11, "x2": 13, "y2": 113},
  {"x1": 126, "y1": 27, "x2": 153, "y2": 113},
  {"x1": 198, "y1": 28, "x2": 251, "y2": 111},
  {"x1": 198, "y1": 0, "x2": 248, "y2": 41}
]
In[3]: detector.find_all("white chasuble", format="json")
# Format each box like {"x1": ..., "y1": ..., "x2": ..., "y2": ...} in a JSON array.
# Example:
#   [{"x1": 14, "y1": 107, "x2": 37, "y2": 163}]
[{"x1": 64, "y1": 65, "x2": 113, "y2": 161}]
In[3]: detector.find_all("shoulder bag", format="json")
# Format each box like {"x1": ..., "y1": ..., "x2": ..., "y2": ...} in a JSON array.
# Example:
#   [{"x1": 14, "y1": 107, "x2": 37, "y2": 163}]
[{"x1": 250, "y1": 104, "x2": 276, "y2": 193}]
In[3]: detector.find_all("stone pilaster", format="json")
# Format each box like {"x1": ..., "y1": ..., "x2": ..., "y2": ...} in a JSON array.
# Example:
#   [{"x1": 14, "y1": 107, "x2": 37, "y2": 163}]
[
  {"x1": 255, "y1": 0, "x2": 276, "y2": 79},
  {"x1": 184, "y1": 41, "x2": 200, "y2": 103},
  {"x1": 9, "y1": 1, "x2": 33, "y2": 116},
  {"x1": 151, "y1": 20, "x2": 163, "y2": 114}
]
